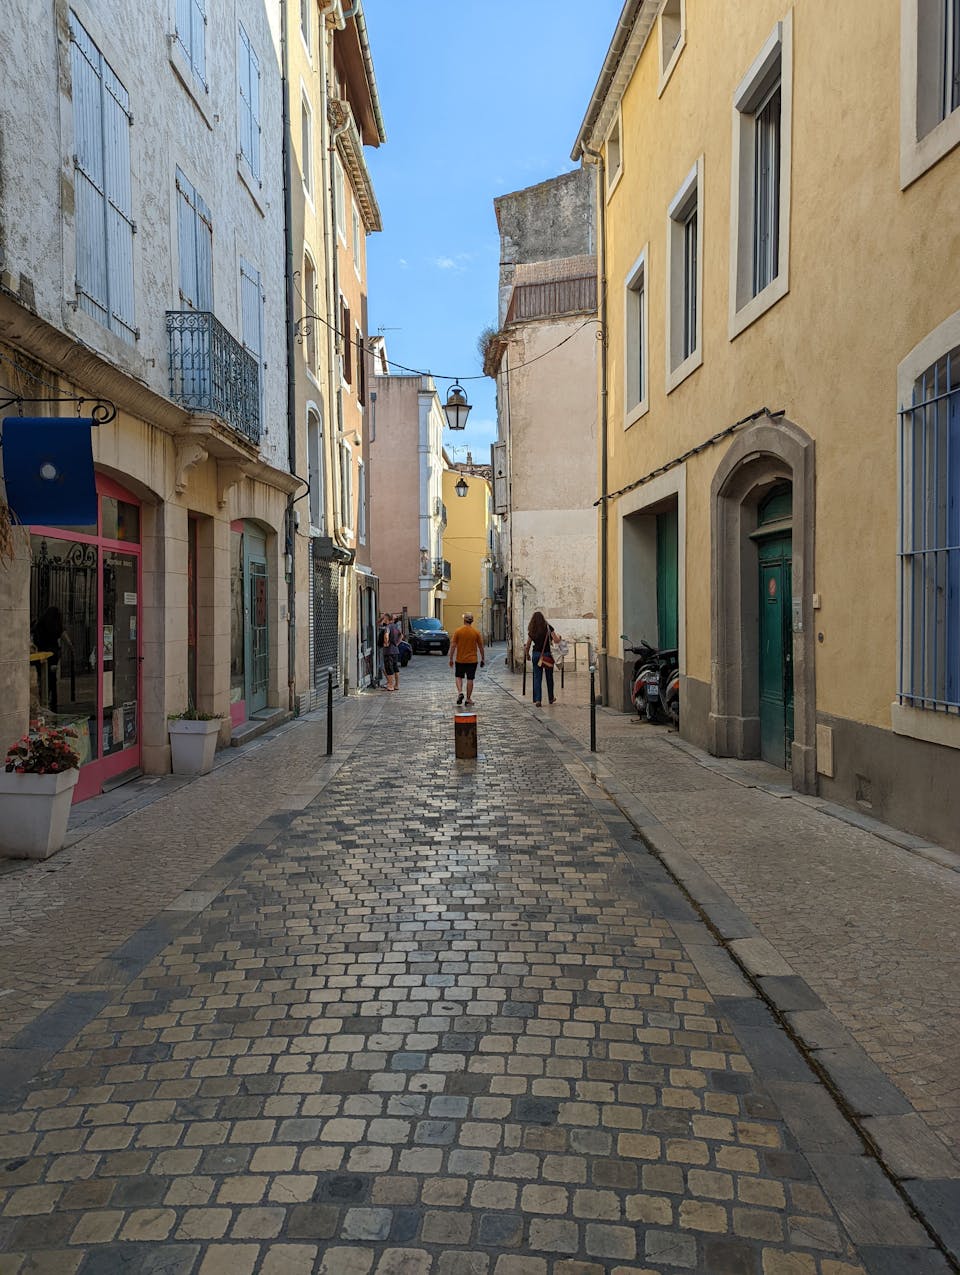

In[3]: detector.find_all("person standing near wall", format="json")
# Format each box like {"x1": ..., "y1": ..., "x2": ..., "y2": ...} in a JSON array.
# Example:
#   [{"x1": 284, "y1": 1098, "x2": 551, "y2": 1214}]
[
  {"x1": 449, "y1": 612, "x2": 485, "y2": 706},
  {"x1": 524, "y1": 610, "x2": 562, "y2": 708}
]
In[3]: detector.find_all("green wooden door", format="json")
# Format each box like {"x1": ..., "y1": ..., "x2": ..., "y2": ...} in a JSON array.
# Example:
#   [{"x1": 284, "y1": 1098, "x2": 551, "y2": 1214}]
[
  {"x1": 758, "y1": 534, "x2": 793, "y2": 768},
  {"x1": 656, "y1": 509, "x2": 679, "y2": 649},
  {"x1": 243, "y1": 525, "x2": 268, "y2": 714}
]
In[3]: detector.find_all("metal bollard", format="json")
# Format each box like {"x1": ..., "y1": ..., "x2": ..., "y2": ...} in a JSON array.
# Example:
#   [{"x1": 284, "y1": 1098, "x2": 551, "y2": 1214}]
[
  {"x1": 522, "y1": 655, "x2": 527, "y2": 698},
  {"x1": 326, "y1": 670, "x2": 333, "y2": 756},
  {"x1": 589, "y1": 664, "x2": 597, "y2": 753}
]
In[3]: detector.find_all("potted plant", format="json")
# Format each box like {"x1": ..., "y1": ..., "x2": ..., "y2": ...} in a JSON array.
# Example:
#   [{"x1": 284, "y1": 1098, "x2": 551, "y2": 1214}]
[
  {"x1": 167, "y1": 708, "x2": 223, "y2": 776},
  {"x1": 0, "y1": 727, "x2": 81, "y2": 859}
]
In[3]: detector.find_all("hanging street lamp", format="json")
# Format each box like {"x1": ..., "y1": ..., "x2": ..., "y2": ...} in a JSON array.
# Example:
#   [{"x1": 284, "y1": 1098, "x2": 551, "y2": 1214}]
[
  {"x1": 454, "y1": 474, "x2": 469, "y2": 499},
  {"x1": 443, "y1": 381, "x2": 471, "y2": 431}
]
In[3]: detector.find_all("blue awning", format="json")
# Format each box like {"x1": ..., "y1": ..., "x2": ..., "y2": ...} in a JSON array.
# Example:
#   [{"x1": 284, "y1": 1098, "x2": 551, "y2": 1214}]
[{"x1": 1, "y1": 416, "x2": 98, "y2": 526}]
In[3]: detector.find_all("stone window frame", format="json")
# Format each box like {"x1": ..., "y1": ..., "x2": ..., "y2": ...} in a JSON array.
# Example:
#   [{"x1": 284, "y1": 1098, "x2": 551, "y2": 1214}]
[
  {"x1": 605, "y1": 106, "x2": 624, "y2": 200},
  {"x1": 901, "y1": 0, "x2": 960, "y2": 187},
  {"x1": 665, "y1": 156, "x2": 703, "y2": 394},
  {"x1": 624, "y1": 245, "x2": 650, "y2": 428},
  {"x1": 658, "y1": 0, "x2": 687, "y2": 97},
  {"x1": 728, "y1": 12, "x2": 793, "y2": 340}
]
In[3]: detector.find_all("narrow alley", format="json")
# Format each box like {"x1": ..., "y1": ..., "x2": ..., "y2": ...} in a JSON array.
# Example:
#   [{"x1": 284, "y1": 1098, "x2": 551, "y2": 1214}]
[{"x1": 0, "y1": 655, "x2": 955, "y2": 1275}]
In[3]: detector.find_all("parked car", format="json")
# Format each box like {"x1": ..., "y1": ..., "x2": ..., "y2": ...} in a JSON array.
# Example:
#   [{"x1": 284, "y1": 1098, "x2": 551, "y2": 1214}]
[
  {"x1": 409, "y1": 617, "x2": 450, "y2": 655},
  {"x1": 398, "y1": 639, "x2": 412, "y2": 668}
]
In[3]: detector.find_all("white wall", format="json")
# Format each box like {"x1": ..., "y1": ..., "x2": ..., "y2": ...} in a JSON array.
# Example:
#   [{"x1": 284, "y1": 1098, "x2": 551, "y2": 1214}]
[{"x1": 0, "y1": 0, "x2": 287, "y2": 471}]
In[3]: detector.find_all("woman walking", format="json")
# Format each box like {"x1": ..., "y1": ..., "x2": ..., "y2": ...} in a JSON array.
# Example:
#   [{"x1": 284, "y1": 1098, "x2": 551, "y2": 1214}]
[{"x1": 524, "y1": 610, "x2": 563, "y2": 708}]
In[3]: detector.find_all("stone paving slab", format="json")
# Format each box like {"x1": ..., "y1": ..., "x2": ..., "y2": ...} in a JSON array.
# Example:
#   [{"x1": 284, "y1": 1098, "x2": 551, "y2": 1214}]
[{"x1": 0, "y1": 655, "x2": 951, "y2": 1272}]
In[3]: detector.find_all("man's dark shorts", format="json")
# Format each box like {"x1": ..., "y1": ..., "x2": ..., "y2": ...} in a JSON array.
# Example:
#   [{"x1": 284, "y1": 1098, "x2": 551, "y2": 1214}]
[
  {"x1": 383, "y1": 653, "x2": 399, "y2": 674},
  {"x1": 455, "y1": 662, "x2": 478, "y2": 680}
]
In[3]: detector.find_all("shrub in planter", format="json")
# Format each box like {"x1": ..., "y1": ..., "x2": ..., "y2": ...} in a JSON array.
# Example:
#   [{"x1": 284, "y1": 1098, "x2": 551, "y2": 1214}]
[
  {"x1": 0, "y1": 727, "x2": 81, "y2": 859},
  {"x1": 167, "y1": 708, "x2": 223, "y2": 776}
]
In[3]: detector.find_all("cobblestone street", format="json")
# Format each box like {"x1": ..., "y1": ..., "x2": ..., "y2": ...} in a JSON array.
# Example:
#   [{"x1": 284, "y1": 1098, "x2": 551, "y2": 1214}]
[{"x1": 0, "y1": 654, "x2": 954, "y2": 1273}]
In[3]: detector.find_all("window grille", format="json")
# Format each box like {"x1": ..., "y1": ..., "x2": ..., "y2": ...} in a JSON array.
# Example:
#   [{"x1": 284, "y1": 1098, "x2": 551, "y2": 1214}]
[
  {"x1": 752, "y1": 80, "x2": 781, "y2": 295},
  {"x1": 238, "y1": 24, "x2": 261, "y2": 180},
  {"x1": 69, "y1": 11, "x2": 136, "y2": 343},
  {"x1": 899, "y1": 348, "x2": 960, "y2": 711}
]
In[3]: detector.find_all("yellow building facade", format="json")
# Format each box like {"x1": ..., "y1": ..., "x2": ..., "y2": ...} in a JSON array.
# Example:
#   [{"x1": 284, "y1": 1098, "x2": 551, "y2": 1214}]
[
  {"x1": 441, "y1": 468, "x2": 495, "y2": 643},
  {"x1": 574, "y1": 0, "x2": 960, "y2": 849}
]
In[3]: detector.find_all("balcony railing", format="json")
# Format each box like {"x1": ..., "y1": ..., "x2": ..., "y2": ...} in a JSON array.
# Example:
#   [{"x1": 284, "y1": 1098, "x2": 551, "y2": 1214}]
[
  {"x1": 167, "y1": 311, "x2": 261, "y2": 445},
  {"x1": 433, "y1": 558, "x2": 451, "y2": 581}
]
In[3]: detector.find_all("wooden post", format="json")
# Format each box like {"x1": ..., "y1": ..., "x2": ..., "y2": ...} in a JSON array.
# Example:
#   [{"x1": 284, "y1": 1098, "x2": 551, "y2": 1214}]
[{"x1": 454, "y1": 710, "x2": 478, "y2": 759}]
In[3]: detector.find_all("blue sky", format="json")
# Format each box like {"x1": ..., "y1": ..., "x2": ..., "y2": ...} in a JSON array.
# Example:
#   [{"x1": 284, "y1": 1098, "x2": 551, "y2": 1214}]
[{"x1": 363, "y1": 2, "x2": 622, "y2": 463}]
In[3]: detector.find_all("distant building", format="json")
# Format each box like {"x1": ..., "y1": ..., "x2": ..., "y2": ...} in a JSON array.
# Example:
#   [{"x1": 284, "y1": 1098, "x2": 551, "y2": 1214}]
[
  {"x1": 368, "y1": 362, "x2": 448, "y2": 623},
  {"x1": 485, "y1": 168, "x2": 599, "y2": 667},
  {"x1": 442, "y1": 460, "x2": 496, "y2": 642}
]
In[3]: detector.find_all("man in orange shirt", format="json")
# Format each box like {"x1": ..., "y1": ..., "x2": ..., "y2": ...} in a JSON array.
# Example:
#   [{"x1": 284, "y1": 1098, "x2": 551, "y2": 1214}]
[{"x1": 448, "y1": 612, "x2": 485, "y2": 707}]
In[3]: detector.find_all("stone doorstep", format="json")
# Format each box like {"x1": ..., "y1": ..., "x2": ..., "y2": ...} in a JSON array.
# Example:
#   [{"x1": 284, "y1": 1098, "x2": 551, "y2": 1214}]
[{"x1": 229, "y1": 707, "x2": 294, "y2": 746}]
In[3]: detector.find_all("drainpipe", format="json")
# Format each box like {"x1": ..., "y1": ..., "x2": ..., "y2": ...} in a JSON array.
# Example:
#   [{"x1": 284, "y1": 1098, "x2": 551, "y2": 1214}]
[
  {"x1": 280, "y1": 0, "x2": 299, "y2": 712},
  {"x1": 581, "y1": 144, "x2": 609, "y2": 703}
]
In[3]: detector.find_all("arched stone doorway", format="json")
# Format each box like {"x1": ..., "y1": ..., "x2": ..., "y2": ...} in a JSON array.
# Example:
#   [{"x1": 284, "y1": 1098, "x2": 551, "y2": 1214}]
[{"x1": 709, "y1": 415, "x2": 817, "y2": 792}]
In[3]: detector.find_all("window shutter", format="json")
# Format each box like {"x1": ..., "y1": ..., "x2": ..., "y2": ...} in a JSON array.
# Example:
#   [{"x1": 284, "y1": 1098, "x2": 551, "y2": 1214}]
[
  {"x1": 195, "y1": 189, "x2": 213, "y2": 311},
  {"x1": 176, "y1": 0, "x2": 191, "y2": 55},
  {"x1": 102, "y1": 63, "x2": 135, "y2": 339},
  {"x1": 70, "y1": 14, "x2": 108, "y2": 325},
  {"x1": 238, "y1": 26, "x2": 251, "y2": 166},
  {"x1": 492, "y1": 442, "x2": 508, "y2": 514},
  {"x1": 191, "y1": 0, "x2": 207, "y2": 84},
  {"x1": 176, "y1": 172, "x2": 198, "y2": 308},
  {"x1": 249, "y1": 43, "x2": 261, "y2": 178}
]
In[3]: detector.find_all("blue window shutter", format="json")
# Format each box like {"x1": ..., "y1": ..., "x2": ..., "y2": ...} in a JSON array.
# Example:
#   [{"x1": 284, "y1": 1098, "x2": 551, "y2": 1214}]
[
  {"x1": 192, "y1": 0, "x2": 207, "y2": 84},
  {"x1": 249, "y1": 44, "x2": 261, "y2": 179},
  {"x1": 102, "y1": 63, "x2": 135, "y2": 339},
  {"x1": 195, "y1": 189, "x2": 213, "y2": 311},
  {"x1": 70, "y1": 14, "x2": 108, "y2": 324},
  {"x1": 176, "y1": 171, "x2": 197, "y2": 308}
]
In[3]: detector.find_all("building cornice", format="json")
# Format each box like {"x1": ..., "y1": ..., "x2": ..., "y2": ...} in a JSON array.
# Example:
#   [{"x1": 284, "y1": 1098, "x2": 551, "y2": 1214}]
[
  {"x1": 331, "y1": 98, "x2": 383, "y2": 232},
  {"x1": 570, "y1": 0, "x2": 657, "y2": 159}
]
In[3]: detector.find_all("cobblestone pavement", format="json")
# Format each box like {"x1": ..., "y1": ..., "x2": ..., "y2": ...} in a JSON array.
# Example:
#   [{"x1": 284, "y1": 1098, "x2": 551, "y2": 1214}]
[
  {"x1": 0, "y1": 697, "x2": 379, "y2": 1046},
  {"x1": 490, "y1": 658, "x2": 960, "y2": 1264},
  {"x1": 0, "y1": 655, "x2": 953, "y2": 1272}
]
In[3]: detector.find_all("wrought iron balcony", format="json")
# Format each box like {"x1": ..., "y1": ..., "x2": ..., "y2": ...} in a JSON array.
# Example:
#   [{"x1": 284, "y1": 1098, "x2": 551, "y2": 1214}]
[
  {"x1": 166, "y1": 311, "x2": 261, "y2": 445},
  {"x1": 433, "y1": 558, "x2": 451, "y2": 580}
]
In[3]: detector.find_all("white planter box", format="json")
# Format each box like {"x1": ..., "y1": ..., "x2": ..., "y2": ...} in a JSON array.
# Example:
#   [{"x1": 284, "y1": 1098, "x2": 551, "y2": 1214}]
[
  {"x1": 168, "y1": 718, "x2": 221, "y2": 776},
  {"x1": 0, "y1": 768, "x2": 80, "y2": 859}
]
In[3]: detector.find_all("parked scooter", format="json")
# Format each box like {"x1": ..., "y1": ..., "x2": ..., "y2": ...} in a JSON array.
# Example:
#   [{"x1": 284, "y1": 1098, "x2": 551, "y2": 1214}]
[
  {"x1": 622, "y1": 635, "x2": 679, "y2": 725},
  {"x1": 622, "y1": 636, "x2": 657, "y2": 717}
]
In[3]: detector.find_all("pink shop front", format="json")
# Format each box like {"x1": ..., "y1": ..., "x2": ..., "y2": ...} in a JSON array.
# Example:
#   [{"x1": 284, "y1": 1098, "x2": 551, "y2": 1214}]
[{"x1": 28, "y1": 475, "x2": 142, "y2": 802}]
